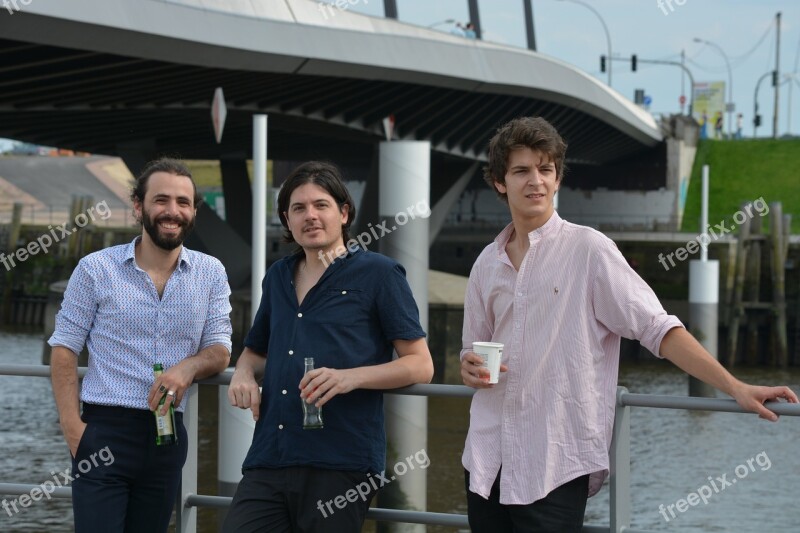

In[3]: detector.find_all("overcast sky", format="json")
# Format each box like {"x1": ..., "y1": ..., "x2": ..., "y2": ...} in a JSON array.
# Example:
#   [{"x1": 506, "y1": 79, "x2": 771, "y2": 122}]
[{"x1": 346, "y1": 0, "x2": 800, "y2": 138}]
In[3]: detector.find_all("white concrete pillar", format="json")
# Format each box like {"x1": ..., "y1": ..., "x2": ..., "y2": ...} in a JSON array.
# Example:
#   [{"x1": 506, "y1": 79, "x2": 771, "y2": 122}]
[
  {"x1": 218, "y1": 115, "x2": 266, "y2": 514},
  {"x1": 378, "y1": 141, "x2": 430, "y2": 533}
]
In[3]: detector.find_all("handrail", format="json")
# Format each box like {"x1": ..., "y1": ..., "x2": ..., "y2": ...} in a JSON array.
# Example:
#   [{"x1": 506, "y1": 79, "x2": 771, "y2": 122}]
[
  {"x1": 2, "y1": 364, "x2": 798, "y2": 533},
  {"x1": 8, "y1": 364, "x2": 798, "y2": 415}
]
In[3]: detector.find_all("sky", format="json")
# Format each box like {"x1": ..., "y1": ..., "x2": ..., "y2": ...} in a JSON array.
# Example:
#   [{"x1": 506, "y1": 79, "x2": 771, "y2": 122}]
[{"x1": 342, "y1": 0, "x2": 800, "y2": 138}]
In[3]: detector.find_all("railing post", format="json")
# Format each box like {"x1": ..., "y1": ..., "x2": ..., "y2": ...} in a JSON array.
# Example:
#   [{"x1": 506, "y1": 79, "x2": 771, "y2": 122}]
[
  {"x1": 610, "y1": 387, "x2": 631, "y2": 533},
  {"x1": 177, "y1": 383, "x2": 198, "y2": 533}
]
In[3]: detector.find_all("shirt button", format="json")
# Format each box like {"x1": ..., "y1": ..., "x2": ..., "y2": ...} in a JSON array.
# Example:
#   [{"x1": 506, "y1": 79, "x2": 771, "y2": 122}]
[
  {"x1": 278, "y1": 424, "x2": 284, "y2": 430},
  {"x1": 288, "y1": 350, "x2": 294, "y2": 355},
  {"x1": 517, "y1": 292, "x2": 524, "y2": 296},
  {"x1": 515, "y1": 323, "x2": 521, "y2": 329},
  {"x1": 342, "y1": 290, "x2": 347, "y2": 295},
  {"x1": 282, "y1": 390, "x2": 287, "y2": 395},
  {"x1": 297, "y1": 312, "x2": 303, "y2": 318}
]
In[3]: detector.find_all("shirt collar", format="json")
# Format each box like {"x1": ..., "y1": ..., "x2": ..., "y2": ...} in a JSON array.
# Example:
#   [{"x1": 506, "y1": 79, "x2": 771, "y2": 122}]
[
  {"x1": 122, "y1": 236, "x2": 191, "y2": 270},
  {"x1": 288, "y1": 245, "x2": 363, "y2": 270},
  {"x1": 494, "y1": 211, "x2": 563, "y2": 251}
]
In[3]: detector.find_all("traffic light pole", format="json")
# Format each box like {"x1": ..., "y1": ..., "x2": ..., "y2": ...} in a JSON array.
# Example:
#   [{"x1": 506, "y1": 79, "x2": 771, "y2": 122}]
[
  {"x1": 754, "y1": 71, "x2": 774, "y2": 137},
  {"x1": 621, "y1": 56, "x2": 695, "y2": 116}
]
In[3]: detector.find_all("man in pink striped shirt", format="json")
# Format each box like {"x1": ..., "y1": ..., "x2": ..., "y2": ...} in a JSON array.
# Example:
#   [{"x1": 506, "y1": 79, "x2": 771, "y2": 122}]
[{"x1": 460, "y1": 116, "x2": 797, "y2": 532}]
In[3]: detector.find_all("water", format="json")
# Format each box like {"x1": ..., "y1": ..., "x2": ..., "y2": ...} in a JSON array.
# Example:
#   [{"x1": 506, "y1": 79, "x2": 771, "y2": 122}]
[{"x1": 2, "y1": 330, "x2": 799, "y2": 532}]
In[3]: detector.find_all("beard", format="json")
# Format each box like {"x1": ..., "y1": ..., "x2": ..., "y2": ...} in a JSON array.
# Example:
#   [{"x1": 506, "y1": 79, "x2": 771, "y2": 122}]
[{"x1": 141, "y1": 206, "x2": 195, "y2": 251}]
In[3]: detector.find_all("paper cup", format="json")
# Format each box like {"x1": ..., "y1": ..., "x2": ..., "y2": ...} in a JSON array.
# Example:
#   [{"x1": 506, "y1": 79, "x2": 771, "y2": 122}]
[{"x1": 472, "y1": 342, "x2": 503, "y2": 384}]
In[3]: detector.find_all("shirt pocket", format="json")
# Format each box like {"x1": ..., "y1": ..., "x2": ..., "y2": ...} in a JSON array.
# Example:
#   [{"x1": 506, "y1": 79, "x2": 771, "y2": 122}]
[{"x1": 315, "y1": 288, "x2": 369, "y2": 325}]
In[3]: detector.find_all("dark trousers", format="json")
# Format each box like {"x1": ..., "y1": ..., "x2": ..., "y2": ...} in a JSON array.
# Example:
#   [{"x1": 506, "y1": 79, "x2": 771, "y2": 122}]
[
  {"x1": 222, "y1": 467, "x2": 377, "y2": 533},
  {"x1": 465, "y1": 469, "x2": 589, "y2": 533},
  {"x1": 71, "y1": 403, "x2": 188, "y2": 533}
]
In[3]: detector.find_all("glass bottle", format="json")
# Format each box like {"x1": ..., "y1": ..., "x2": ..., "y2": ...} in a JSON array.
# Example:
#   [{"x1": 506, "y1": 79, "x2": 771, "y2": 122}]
[
  {"x1": 152, "y1": 363, "x2": 177, "y2": 446},
  {"x1": 302, "y1": 357, "x2": 323, "y2": 429}
]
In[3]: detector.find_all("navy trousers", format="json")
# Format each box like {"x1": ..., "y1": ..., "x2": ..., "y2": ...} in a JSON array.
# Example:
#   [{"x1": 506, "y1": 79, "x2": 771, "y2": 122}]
[{"x1": 71, "y1": 403, "x2": 188, "y2": 533}]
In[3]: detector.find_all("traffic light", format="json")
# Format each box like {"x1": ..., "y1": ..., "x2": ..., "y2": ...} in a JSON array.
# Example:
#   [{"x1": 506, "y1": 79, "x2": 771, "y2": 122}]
[
  {"x1": 600, "y1": 55, "x2": 606, "y2": 73},
  {"x1": 772, "y1": 70, "x2": 778, "y2": 87},
  {"x1": 754, "y1": 115, "x2": 762, "y2": 127},
  {"x1": 631, "y1": 54, "x2": 637, "y2": 72}
]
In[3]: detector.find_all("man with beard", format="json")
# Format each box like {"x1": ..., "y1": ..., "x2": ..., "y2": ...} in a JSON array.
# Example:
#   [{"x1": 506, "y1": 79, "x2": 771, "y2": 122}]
[{"x1": 49, "y1": 158, "x2": 232, "y2": 533}]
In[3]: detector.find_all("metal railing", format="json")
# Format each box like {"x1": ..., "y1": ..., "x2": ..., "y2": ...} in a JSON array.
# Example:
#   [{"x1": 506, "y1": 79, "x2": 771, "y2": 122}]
[{"x1": 1, "y1": 363, "x2": 798, "y2": 533}]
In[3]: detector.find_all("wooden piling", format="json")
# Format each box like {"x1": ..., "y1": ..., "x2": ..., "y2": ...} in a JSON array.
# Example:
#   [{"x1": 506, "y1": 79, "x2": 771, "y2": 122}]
[
  {"x1": 744, "y1": 210, "x2": 761, "y2": 365},
  {"x1": 726, "y1": 206, "x2": 751, "y2": 366},
  {"x1": 769, "y1": 203, "x2": 788, "y2": 368}
]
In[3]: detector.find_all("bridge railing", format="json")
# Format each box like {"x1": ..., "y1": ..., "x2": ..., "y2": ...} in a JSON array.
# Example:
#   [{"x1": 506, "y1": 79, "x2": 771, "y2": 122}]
[{"x1": 1, "y1": 363, "x2": 798, "y2": 533}]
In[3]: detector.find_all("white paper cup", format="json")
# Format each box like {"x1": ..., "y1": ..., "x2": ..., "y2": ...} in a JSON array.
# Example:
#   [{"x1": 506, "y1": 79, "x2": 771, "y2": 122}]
[{"x1": 472, "y1": 342, "x2": 503, "y2": 384}]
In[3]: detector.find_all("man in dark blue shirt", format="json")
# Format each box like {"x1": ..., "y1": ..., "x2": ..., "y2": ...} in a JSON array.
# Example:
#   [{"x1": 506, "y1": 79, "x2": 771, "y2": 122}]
[{"x1": 223, "y1": 161, "x2": 434, "y2": 533}]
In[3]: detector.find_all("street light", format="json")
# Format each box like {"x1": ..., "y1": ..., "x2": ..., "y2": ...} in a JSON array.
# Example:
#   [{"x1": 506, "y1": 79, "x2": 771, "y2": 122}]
[
  {"x1": 694, "y1": 37, "x2": 733, "y2": 139},
  {"x1": 558, "y1": 0, "x2": 612, "y2": 86}
]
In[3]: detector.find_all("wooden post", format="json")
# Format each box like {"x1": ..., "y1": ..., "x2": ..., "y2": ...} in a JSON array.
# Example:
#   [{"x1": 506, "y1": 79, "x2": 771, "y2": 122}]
[
  {"x1": 8, "y1": 202, "x2": 23, "y2": 252},
  {"x1": 726, "y1": 207, "x2": 751, "y2": 366},
  {"x1": 79, "y1": 195, "x2": 95, "y2": 256},
  {"x1": 744, "y1": 211, "x2": 761, "y2": 365},
  {"x1": 723, "y1": 240, "x2": 737, "y2": 326},
  {"x1": 782, "y1": 214, "x2": 791, "y2": 264},
  {"x1": 769, "y1": 203, "x2": 788, "y2": 368},
  {"x1": 67, "y1": 195, "x2": 81, "y2": 259}
]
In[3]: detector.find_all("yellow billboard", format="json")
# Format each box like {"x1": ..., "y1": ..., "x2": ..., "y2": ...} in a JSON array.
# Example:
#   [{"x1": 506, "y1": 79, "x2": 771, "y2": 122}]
[{"x1": 693, "y1": 81, "x2": 726, "y2": 139}]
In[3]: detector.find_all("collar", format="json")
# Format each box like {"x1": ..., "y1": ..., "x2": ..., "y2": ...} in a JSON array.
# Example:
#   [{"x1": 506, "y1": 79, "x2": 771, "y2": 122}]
[
  {"x1": 123, "y1": 236, "x2": 191, "y2": 271},
  {"x1": 494, "y1": 211, "x2": 563, "y2": 251}
]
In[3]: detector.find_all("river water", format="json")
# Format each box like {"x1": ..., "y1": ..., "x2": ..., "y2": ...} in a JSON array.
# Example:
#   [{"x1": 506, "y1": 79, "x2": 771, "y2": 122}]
[{"x1": 2, "y1": 329, "x2": 798, "y2": 532}]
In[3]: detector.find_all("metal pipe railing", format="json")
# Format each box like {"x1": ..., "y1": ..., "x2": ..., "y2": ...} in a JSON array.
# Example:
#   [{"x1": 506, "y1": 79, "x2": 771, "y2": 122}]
[{"x1": 2, "y1": 363, "x2": 799, "y2": 533}]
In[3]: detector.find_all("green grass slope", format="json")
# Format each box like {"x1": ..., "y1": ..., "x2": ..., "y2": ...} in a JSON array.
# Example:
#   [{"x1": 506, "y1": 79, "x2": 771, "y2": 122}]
[{"x1": 681, "y1": 139, "x2": 800, "y2": 234}]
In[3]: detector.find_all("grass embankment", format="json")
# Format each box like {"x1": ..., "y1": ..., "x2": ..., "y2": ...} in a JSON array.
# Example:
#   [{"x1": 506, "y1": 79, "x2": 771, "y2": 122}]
[{"x1": 681, "y1": 139, "x2": 800, "y2": 234}]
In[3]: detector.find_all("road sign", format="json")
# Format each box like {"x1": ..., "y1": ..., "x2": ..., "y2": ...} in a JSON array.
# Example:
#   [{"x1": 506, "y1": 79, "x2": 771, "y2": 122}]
[
  {"x1": 211, "y1": 87, "x2": 227, "y2": 144},
  {"x1": 679, "y1": 95, "x2": 686, "y2": 105},
  {"x1": 643, "y1": 95, "x2": 652, "y2": 106}
]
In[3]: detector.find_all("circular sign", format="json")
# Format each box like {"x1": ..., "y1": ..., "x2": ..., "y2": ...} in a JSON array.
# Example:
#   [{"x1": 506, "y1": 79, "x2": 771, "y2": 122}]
[{"x1": 679, "y1": 95, "x2": 686, "y2": 105}]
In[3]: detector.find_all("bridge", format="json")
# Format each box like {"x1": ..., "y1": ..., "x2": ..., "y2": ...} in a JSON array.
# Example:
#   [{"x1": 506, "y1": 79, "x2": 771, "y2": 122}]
[
  {"x1": 0, "y1": 1, "x2": 682, "y2": 278},
  {"x1": 0, "y1": 0, "x2": 660, "y2": 165}
]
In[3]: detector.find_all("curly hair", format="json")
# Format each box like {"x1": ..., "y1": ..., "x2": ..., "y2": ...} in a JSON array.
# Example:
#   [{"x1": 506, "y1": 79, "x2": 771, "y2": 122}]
[{"x1": 483, "y1": 117, "x2": 567, "y2": 203}]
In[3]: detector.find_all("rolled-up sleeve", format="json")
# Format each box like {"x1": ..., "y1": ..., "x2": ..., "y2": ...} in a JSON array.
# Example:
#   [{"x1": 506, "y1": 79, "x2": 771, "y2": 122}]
[
  {"x1": 591, "y1": 238, "x2": 683, "y2": 357},
  {"x1": 199, "y1": 261, "x2": 233, "y2": 353},
  {"x1": 48, "y1": 258, "x2": 97, "y2": 355}
]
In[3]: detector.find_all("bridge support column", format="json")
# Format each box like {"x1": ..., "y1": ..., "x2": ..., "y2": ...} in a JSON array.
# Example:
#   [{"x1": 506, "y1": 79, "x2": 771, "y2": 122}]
[
  {"x1": 217, "y1": 116, "x2": 266, "y2": 526},
  {"x1": 428, "y1": 162, "x2": 477, "y2": 244},
  {"x1": 378, "y1": 141, "x2": 430, "y2": 533},
  {"x1": 220, "y1": 154, "x2": 253, "y2": 244}
]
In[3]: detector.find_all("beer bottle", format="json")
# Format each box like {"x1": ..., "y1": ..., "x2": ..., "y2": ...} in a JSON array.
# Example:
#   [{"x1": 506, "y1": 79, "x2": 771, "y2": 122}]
[{"x1": 153, "y1": 363, "x2": 177, "y2": 445}]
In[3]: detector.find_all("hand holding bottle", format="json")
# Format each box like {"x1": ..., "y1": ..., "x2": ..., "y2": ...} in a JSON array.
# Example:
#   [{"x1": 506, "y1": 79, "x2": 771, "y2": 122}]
[{"x1": 299, "y1": 364, "x2": 358, "y2": 409}]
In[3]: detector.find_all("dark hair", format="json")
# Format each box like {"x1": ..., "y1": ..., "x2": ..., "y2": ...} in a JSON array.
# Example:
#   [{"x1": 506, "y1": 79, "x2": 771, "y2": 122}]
[
  {"x1": 276, "y1": 161, "x2": 355, "y2": 245},
  {"x1": 484, "y1": 117, "x2": 567, "y2": 203},
  {"x1": 130, "y1": 157, "x2": 202, "y2": 207}
]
